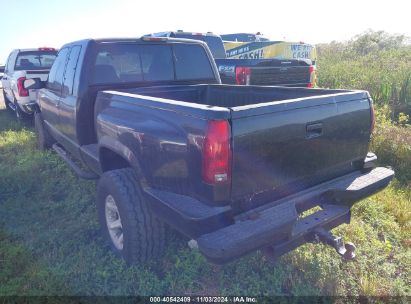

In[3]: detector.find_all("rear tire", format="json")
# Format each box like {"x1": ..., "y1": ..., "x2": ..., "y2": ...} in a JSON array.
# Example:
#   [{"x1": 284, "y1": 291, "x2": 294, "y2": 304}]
[
  {"x1": 2, "y1": 89, "x2": 11, "y2": 110},
  {"x1": 97, "y1": 168, "x2": 167, "y2": 264},
  {"x1": 34, "y1": 111, "x2": 55, "y2": 150}
]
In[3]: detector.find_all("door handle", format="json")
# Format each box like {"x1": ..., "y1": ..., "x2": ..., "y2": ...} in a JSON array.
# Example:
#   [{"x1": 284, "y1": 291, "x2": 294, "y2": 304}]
[{"x1": 306, "y1": 122, "x2": 323, "y2": 138}]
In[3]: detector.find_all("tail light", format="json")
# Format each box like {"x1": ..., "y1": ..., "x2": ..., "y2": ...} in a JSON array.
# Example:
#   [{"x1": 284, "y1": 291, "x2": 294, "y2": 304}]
[
  {"x1": 235, "y1": 67, "x2": 251, "y2": 85},
  {"x1": 17, "y1": 77, "x2": 29, "y2": 97},
  {"x1": 307, "y1": 65, "x2": 316, "y2": 88},
  {"x1": 141, "y1": 36, "x2": 168, "y2": 42},
  {"x1": 202, "y1": 120, "x2": 231, "y2": 185}
]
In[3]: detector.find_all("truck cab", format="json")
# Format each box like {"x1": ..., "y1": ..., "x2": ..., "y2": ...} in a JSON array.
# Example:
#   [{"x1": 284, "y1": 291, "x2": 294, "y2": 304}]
[{"x1": 145, "y1": 31, "x2": 226, "y2": 58}]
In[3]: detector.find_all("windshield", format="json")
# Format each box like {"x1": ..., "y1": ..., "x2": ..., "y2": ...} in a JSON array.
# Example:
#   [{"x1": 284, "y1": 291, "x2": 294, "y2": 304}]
[{"x1": 14, "y1": 51, "x2": 57, "y2": 71}]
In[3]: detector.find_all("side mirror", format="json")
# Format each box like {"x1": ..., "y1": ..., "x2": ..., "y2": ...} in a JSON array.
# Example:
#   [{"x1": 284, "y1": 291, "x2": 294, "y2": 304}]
[{"x1": 23, "y1": 78, "x2": 45, "y2": 90}]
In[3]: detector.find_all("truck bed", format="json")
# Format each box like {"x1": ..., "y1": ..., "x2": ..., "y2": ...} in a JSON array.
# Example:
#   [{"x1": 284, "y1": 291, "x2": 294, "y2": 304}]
[
  {"x1": 121, "y1": 84, "x2": 352, "y2": 109},
  {"x1": 95, "y1": 84, "x2": 373, "y2": 210}
]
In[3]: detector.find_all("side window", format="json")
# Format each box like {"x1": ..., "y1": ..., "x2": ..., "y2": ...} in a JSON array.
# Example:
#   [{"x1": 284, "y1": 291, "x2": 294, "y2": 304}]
[
  {"x1": 47, "y1": 47, "x2": 69, "y2": 92},
  {"x1": 94, "y1": 45, "x2": 143, "y2": 83},
  {"x1": 173, "y1": 44, "x2": 214, "y2": 80},
  {"x1": 62, "y1": 45, "x2": 82, "y2": 96}
]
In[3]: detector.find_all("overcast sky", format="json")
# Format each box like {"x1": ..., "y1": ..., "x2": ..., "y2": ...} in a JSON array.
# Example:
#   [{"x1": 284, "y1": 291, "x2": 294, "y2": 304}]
[{"x1": 1, "y1": 0, "x2": 410, "y2": 64}]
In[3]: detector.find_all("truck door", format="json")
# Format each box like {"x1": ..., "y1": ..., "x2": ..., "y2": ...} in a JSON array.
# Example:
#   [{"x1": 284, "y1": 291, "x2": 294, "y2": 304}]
[
  {"x1": 58, "y1": 45, "x2": 82, "y2": 154},
  {"x1": 38, "y1": 47, "x2": 70, "y2": 137}
]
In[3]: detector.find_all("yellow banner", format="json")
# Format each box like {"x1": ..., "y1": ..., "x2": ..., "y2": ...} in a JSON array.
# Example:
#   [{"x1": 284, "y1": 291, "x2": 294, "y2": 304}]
[{"x1": 224, "y1": 41, "x2": 317, "y2": 62}]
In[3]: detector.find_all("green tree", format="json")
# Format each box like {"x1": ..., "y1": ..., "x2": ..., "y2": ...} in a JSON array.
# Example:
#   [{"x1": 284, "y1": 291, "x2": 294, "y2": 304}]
[{"x1": 351, "y1": 30, "x2": 407, "y2": 55}]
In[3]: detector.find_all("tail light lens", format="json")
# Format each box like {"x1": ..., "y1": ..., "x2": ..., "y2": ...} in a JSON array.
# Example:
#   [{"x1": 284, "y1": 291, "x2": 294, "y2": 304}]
[
  {"x1": 307, "y1": 65, "x2": 316, "y2": 88},
  {"x1": 17, "y1": 77, "x2": 29, "y2": 97},
  {"x1": 202, "y1": 120, "x2": 231, "y2": 185},
  {"x1": 235, "y1": 67, "x2": 251, "y2": 85},
  {"x1": 141, "y1": 36, "x2": 168, "y2": 42}
]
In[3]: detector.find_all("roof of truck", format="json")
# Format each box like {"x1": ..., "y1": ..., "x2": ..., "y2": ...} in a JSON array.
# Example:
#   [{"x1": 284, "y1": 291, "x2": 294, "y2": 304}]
[
  {"x1": 145, "y1": 31, "x2": 221, "y2": 38},
  {"x1": 11, "y1": 47, "x2": 58, "y2": 53},
  {"x1": 66, "y1": 37, "x2": 208, "y2": 44},
  {"x1": 60, "y1": 37, "x2": 210, "y2": 50}
]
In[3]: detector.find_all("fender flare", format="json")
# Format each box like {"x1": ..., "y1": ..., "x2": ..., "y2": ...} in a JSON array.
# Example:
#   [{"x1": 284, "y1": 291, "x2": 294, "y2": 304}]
[{"x1": 98, "y1": 136, "x2": 147, "y2": 185}]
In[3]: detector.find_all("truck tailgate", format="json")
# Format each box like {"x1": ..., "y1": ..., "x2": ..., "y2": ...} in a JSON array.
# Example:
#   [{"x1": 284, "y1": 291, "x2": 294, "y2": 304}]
[
  {"x1": 229, "y1": 92, "x2": 372, "y2": 207},
  {"x1": 250, "y1": 65, "x2": 309, "y2": 86},
  {"x1": 216, "y1": 58, "x2": 311, "y2": 86},
  {"x1": 26, "y1": 70, "x2": 50, "y2": 81}
]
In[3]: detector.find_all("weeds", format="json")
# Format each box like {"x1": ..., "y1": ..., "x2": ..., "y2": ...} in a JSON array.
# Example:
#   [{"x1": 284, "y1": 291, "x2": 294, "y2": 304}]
[{"x1": 317, "y1": 36, "x2": 411, "y2": 116}]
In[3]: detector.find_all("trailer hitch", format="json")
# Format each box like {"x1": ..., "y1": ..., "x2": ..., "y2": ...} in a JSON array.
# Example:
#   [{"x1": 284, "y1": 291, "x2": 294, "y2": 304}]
[{"x1": 311, "y1": 227, "x2": 356, "y2": 260}]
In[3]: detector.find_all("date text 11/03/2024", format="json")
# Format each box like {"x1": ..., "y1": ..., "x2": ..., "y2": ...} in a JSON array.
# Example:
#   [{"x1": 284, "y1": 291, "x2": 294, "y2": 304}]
[{"x1": 149, "y1": 296, "x2": 257, "y2": 303}]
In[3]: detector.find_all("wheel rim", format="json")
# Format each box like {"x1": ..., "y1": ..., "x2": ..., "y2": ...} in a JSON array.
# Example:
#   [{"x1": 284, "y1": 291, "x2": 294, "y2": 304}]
[{"x1": 105, "y1": 195, "x2": 124, "y2": 250}]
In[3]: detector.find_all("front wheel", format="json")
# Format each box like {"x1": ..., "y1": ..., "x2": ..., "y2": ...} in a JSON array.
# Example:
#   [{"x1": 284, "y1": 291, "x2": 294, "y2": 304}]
[{"x1": 97, "y1": 168, "x2": 167, "y2": 264}]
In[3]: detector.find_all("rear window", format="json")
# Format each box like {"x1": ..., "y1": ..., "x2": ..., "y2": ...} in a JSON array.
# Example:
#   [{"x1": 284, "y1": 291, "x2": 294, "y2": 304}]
[
  {"x1": 173, "y1": 44, "x2": 214, "y2": 80},
  {"x1": 172, "y1": 34, "x2": 226, "y2": 58},
  {"x1": 14, "y1": 51, "x2": 57, "y2": 71},
  {"x1": 92, "y1": 43, "x2": 215, "y2": 84}
]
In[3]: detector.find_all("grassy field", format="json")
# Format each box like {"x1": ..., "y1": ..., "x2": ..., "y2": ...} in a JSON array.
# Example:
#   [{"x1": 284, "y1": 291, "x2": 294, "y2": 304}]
[
  {"x1": 0, "y1": 34, "x2": 410, "y2": 297},
  {"x1": 0, "y1": 106, "x2": 409, "y2": 297}
]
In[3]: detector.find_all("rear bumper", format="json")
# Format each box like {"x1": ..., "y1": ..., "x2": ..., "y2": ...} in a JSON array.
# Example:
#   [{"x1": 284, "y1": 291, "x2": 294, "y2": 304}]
[
  {"x1": 145, "y1": 166, "x2": 394, "y2": 263},
  {"x1": 20, "y1": 102, "x2": 36, "y2": 114},
  {"x1": 199, "y1": 203, "x2": 351, "y2": 263},
  {"x1": 15, "y1": 95, "x2": 36, "y2": 114}
]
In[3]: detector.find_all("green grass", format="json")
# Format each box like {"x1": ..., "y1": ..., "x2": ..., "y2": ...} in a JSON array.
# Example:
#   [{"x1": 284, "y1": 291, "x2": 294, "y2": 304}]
[{"x1": 0, "y1": 105, "x2": 410, "y2": 296}]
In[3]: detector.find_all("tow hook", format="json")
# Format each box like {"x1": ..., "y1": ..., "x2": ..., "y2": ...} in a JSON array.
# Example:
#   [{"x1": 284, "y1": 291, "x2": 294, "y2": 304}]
[{"x1": 312, "y1": 227, "x2": 356, "y2": 260}]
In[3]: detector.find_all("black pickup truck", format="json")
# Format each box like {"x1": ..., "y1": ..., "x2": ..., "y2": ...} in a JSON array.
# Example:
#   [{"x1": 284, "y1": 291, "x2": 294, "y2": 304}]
[
  {"x1": 145, "y1": 31, "x2": 316, "y2": 87},
  {"x1": 27, "y1": 36, "x2": 394, "y2": 265}
]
